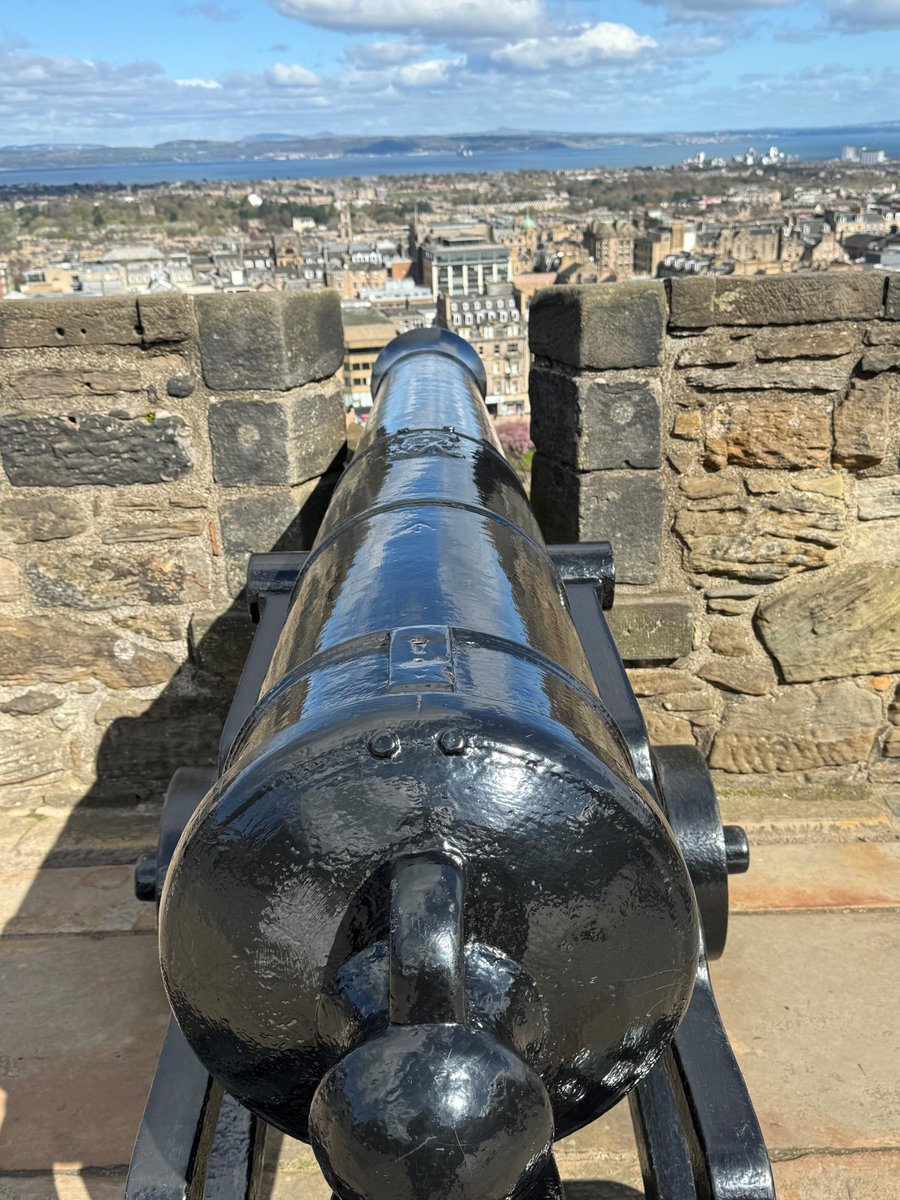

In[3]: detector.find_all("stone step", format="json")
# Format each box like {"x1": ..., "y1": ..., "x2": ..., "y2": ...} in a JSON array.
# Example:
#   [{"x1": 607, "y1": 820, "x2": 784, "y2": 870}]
[
  {"x1": 730, "y1": 842, "x2": 900, "y2": 912},
  {"x1": 0, "y1": 864, "x2": 152, "y2": 936},
  {"x1": 717, "y1": 784, "x2": 897, "y2": 844},
  {"x1": 0, "y1": 804, "x2": 160, "y2": 868}
]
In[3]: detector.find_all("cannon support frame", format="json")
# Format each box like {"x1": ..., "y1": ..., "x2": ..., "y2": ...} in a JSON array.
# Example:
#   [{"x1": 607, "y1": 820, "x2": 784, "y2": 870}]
[{"x1": 127, "y1": 543, "x2": 774, "y2": 1200}]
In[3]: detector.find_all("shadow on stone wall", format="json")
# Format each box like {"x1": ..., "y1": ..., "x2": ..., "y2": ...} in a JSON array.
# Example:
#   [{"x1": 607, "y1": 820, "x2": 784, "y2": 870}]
[{"x1": 0, "y1": 473, "x2": 350, "y2": 1195}]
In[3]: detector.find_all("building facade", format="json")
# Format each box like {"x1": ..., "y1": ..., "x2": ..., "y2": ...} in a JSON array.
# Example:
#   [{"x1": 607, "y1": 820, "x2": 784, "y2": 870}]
[
  {"x1": 419, "y1": 230, "x2": 512, "y2": 299},
  {"x1": 436, "y1": 287, "x2": 528, "y2": 418}
]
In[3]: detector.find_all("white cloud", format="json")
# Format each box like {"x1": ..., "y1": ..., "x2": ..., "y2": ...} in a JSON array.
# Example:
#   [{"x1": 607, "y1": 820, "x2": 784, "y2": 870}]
[
  {"x1": 642, "y1": 0, "x2": 795, "y2": 22},
  {"x1": 176, "y1": 77, "x2": 223, "y2": 88},
  {"x1": 266, "y1": 62, "x2": 321, "y2": 86},
  {"x1": 393, "y1": 58, "x2": 460, "y2": 87},
  {"x1": 493, "y1": 22, "x2": 656, "y2": 71},
  {"x1": 824, "y1": 0, "x2": 900, "y2": 30},
  {"x1": 268, "y1": 0, "x2": 543, "y2": 38},
  {"x1": 345, "y1": 37, "x2": 430, "y2": 66}
]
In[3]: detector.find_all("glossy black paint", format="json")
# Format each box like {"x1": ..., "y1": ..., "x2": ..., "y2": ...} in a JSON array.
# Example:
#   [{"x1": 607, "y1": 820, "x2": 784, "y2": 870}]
[{"x1": 159, "y1": 329, "x2": 700, "y2": 1200}]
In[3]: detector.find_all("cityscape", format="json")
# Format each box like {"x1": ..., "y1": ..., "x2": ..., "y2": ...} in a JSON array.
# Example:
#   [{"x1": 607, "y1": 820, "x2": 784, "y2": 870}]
[{"x1": 1, "y1": 145, "x2": 898, "y2": 431}]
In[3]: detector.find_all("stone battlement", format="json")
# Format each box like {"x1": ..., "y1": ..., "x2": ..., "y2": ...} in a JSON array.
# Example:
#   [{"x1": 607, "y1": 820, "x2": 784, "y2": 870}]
[
  {"x1": 0, "y1": 291, "x2": 345, "y2": 806},
  {"x1": 529, "y1": 273, "x2": 900, "y2": 787},
  {"x1": 0, "y1": 276, "x2": 898, "y2": 809}
]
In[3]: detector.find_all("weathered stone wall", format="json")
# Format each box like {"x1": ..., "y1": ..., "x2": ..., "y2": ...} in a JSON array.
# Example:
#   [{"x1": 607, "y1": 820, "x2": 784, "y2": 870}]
[
  {"x1": 529, "y1": 273, "x2": 900, "y2": 786},
  {"x1": 0, "y1": 291, "x2": 344, "y2": 808}
]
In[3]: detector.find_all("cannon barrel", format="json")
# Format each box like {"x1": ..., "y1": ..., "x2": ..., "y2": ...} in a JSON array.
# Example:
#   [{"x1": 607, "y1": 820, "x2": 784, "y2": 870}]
[{"x1": 159, "y1": 328, "x2": 699, "y2": 1200}]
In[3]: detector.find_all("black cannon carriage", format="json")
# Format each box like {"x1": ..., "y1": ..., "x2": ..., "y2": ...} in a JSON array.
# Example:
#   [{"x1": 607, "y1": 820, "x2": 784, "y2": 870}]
[{"x1": 127, "y1": 328, "x2": 775, "y2": 1200}]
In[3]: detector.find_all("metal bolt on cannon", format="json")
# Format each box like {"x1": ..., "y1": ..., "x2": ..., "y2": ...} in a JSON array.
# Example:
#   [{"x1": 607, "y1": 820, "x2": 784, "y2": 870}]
[{"x1": 127, "y1": 327, "x2": 776, "y2": 1200}]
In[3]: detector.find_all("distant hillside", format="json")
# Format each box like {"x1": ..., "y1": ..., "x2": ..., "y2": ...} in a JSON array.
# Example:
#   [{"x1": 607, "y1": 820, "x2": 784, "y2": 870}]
[{"x1": 1, "y1": 123, "x2": 899, "y2": 172}]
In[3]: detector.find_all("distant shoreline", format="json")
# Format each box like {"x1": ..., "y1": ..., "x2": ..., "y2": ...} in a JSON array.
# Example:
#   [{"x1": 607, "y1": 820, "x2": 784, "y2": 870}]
[{"x1": 1, "y1": 130, "x2": 898, "y2": 188}]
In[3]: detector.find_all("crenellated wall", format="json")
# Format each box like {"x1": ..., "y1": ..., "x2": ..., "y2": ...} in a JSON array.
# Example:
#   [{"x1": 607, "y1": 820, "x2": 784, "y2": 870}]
[
  {"x1": 528, "y1": 273, "x2": 900, "y2": 787},
  {"x1": 0, "y1": 291, "x2": 345, "y2": 809},
  {"x1": 2, "y1": 277, "x2": 899, "y2": 811}
]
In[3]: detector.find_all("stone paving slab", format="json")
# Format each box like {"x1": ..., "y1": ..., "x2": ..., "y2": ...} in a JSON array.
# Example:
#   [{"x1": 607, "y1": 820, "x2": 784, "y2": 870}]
[
  {"x1": 1, "y1": 858, "x2": 898, "y2": 1197},
  {"x1": 0, "y1": 1171, "x2": 126, "y2": 1200},
  {"x1": 771, "y1": 1150, "x2": 900, "y2": 1199},
  {"x1": 0, "y1": 932, "x2": 168, "y2": 1171},
  {"x1": 0, "y1": 865, "x2": 153, "y2": 935},
  {"x1": 730, "y1": 842, "x2": 900, "y2": 912},
  {"x1": 712, "y1": 912, "x2": 900, "y2": 1153}
]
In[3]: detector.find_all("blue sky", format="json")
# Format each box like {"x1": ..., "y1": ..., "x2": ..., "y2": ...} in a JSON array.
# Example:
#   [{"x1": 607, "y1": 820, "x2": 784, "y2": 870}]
[{"x1": 1, "y1": 0, "x2": 899, "y2": 144}]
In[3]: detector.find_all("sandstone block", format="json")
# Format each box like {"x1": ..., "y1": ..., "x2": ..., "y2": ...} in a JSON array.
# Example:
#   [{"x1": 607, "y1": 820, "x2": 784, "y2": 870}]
[
  {"x1": 643, "y1": 710, "x2": 695, "y2": 745},
  {"x1": 92, "y1": 693, "x2": 223, "y2": 782},
  {"x1": 531, "y1": 457, "x2": 662, "y2": 584},
  {"x1": 667, "y1": 446, "x2": 694, "y2": 474},
  {"x1": 0, "y1": 411, "x2": 192, "y2": 487},
  {"x1": 627, "y1": 667, "x2": 705, "y2": 696},
  {"x1": 0, "y1": 690, "x2": 62, "y2": 716},
  {"x1": 675, "y1": 489, "x2": 845, "y2": 581},
  {"x1": 0, "y1": 556, "x2": 21, "y2": 602},
  {"x1": 289, "y1": 383, "x2": 346, "y2": 482},
  {"x1": 865, "y1": 322, "x2": 900, "y2": 345},
  {"x1": 189, "y1": 608, "x2": 256, "y2": 686},
  {"x1": 101, "y1": 515, "x2": 206, "y2": 543},
  {"x1": 848, "y1": 515, "x2": 900, "y2": 563},
  {"x1": 0, "y1": 297, "x2": 142, "y2": 348},
  {"x1": 26, "y1": 550, "x2": 209, "y2": 609},
  {"x1": 753, "y1": 324, "x2": 859, "y2": 360},
  {"x1": 704, "y1": 394, "x2": 831, "y2": 470},
  {"x1": 529, "y1": 281, "x2": 667, "y2": 370},
  {"x1": 709, "y1": 682, "x2": 882, "y2": 772},
  {"x1": 679, "y1": 474, "x2": 741, "y2": 500},
  {"x1": 860, "y1": 347, "x2": 900, "y2": 373},
  {"x1": 757, "y1": 562, "x2": 900, "y2": 682},
  {"x1": 708, "y1": 620, "x2": 755, "y2": 657},
  {"x1": 833, "y1": 376, "x2": 891, "y2": 467},
  {"x1": 166, "y1": 375, "x2": 195, "y2": 398},
  {"x1": 196, "y1": 290, "x2": 343, "y2": 391},
  {"x1": 529, "y1": 368, "x2": 660, "y2": 470},
  {"x1": 674, "y1": 334, "x2": 750, "y2": 368},
  {"x1": 218, "y1": 493, "x2": 299, "y2": 558},
  {"x1": 0, "y1": 726, "x2": 71, "y2": 788},
  {"x1": 606, "y1": 594, "x2": 694, "y2": 661},
  {"x1": 137, "y1": 293, "x2": 197, "y2": 345},
  {"x1": 697, "y1": 657, "x2": 777, "y2": 696},
  {"x1": 791, "y1": 471, "x2": 844, "y2": 497},
  {"x1": 0, "y1": 495, "x2": 89, "y2": 543},
  {"x1": 685, "y1": 358, "x2": 853, "y2": 393},
  {"x1": 669, "y1": 274, "x2": 885, "y2": 328},
  {"x1": 209, "y1": 400, "x2": 288, "y2": 485},
  {"x1": 886, "y1": 274, "x2": 900, "y2": 320},
  {"x1": 0, "y1": 616, "x2": 177, "y2": 688},
  {"x1": 858, "y1": 477, "x2": 900, "y2": 520},
  {"x1": 708, "y1": 597, "x2": 757, "y2": 615},
  {"x1": 671, "y1": 409, "x2": 701, "y2": 440},
  {"x1": 112, "y1": 611, "x2": 188, "y2": 641},
  {"x1": 210, "y1": 383, "x2": 345, "y2": 487},
  {"x1": 8, "y1": 368, "x2": 143, "y2": 400}
]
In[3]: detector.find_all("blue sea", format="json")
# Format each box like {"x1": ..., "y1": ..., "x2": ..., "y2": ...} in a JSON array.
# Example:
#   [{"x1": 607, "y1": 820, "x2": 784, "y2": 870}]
[{"x1": 1, "y1": 130, "x2": 899, "y2": 187}]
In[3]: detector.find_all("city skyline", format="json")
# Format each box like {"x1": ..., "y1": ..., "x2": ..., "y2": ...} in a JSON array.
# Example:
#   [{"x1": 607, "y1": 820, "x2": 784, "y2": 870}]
[{"x1": 1, "y1": 0, "x2": 899, "y2": 144}]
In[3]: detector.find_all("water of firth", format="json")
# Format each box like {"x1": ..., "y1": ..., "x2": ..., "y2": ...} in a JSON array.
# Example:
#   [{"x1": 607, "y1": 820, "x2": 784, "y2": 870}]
[{"x1": 2, "y1": 131, "x2": 900, "y2": 187}]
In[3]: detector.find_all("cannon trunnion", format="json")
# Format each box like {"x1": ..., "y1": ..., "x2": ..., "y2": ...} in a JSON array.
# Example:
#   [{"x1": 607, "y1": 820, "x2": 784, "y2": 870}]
[{"x1": 128, "y1": 329, "x2": 775, "y2": 1200}]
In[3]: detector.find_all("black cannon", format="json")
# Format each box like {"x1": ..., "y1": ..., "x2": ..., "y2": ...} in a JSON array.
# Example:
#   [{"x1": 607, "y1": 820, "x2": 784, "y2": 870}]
[{"x1": 127, "y1": 328, "x2": 775, "y2": 1200}]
